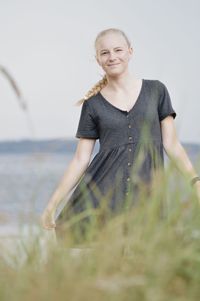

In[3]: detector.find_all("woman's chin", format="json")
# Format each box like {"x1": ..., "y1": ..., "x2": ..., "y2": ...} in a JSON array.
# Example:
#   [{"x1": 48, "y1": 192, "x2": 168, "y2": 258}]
[{"x1": 106, "y1": 68, "x2": 124, "y2": 76}]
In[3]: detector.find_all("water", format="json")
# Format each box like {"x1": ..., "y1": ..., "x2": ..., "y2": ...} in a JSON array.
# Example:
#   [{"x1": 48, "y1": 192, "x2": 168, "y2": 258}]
[
  {"x1": 0, "y1": 147, "x2": 199, "y2": 238},
  {"x1": 0, "y1": 153, "x2": 75, "y2": 236}
]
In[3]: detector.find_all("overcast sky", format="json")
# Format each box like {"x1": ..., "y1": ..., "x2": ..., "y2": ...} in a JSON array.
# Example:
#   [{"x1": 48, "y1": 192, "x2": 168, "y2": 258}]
[{"x1": 0, "y1": 0, "x2": 199, "y2": 143}]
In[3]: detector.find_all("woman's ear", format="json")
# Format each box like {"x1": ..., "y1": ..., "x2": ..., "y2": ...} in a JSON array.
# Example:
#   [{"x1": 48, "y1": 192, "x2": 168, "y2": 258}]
[{"x1": 129, "y1": 46, "x2": 133, "y2": 56}]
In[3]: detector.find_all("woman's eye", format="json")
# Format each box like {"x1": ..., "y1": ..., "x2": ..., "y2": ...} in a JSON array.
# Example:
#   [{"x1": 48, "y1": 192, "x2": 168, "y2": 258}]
[{"x1": 101, "y1": 49, "x2": 122, "y2": 55}]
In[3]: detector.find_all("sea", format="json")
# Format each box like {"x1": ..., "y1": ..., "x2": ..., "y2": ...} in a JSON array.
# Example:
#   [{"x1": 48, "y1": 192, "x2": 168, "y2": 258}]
[
  {"x1": 0, "y1": 139, "x2": 101, "y2": 239},
  {"x1": 0, "y1": 139, "x2": 200, "y2": 238}
]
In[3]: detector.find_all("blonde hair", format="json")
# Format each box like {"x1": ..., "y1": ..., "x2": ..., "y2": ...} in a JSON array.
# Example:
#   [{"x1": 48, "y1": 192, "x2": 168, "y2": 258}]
[{"x1": 75, "y1": 28, "x2": 131, "y2": 106}]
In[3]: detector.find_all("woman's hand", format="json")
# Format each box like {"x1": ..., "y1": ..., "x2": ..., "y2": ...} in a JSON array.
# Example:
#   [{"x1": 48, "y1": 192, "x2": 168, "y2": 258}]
[{"x1": 40, "y1": 209, "x2": 56, "y2": 230}]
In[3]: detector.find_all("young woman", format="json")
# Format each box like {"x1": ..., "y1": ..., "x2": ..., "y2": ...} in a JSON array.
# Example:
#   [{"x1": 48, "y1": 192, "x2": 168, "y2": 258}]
[{"x1": 41, "y1": 28, "x2": 200, "y2": 239}]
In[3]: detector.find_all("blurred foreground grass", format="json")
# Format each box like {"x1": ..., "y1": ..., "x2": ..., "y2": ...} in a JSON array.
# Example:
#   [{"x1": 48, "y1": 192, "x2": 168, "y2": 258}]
[{"x1": 0, "y1": 160, "x2": 200, "y2": 301}]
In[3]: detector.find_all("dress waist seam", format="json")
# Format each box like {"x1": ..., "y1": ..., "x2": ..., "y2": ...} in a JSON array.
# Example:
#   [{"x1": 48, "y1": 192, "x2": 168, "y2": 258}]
[{"x1": 99, "y1": 140, "x2": 163, "y2": 152}]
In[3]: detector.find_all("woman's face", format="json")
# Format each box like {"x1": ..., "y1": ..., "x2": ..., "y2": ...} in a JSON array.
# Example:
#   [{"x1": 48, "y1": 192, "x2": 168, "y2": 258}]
[{"x1": 95, "y1": 33, "x2": 133, "y2": 77}]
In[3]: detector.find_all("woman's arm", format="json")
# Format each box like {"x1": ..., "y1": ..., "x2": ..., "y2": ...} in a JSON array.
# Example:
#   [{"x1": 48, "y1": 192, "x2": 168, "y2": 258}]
[
  {"x1": 41, "y1": 138, "x2": 96, "y2": 229},
  {"x1": 160, "y1": 116, "x2": 200, "y2": 199}
]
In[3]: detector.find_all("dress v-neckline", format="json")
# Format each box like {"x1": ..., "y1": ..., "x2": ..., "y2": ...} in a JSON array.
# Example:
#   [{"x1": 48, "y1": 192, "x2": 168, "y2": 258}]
[{"x1": 98, "y1": 79, "x2": 145, "y2": 113}]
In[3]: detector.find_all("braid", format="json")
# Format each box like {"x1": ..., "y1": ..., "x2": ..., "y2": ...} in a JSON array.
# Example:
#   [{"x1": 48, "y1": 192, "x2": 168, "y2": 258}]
[{"x1": 75, "y1": 74, "x2": 108, "y2": 106}]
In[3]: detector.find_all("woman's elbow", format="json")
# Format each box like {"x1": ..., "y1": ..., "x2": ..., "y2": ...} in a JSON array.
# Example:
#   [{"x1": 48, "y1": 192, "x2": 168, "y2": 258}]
[
  {"x1": 73, "y1": 153, "x2": 91, "y2": 167},
  {"x1": 73, "y1": 138, "x2": 95, "y2": 166},
  {"x1": 163, "y1": 138, "x2": 182, "y2": 157}
]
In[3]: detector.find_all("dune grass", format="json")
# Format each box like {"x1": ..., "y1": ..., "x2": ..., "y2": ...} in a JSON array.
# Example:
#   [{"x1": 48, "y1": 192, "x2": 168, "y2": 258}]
[{"x1": 0, "y1": 159, "x2": 200, "y2": 301}]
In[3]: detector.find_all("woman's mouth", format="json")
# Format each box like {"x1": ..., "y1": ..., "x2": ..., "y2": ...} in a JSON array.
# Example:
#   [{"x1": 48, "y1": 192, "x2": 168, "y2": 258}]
[{"x1": 108, "y1": 63, "x2": 120, "y2": 67}]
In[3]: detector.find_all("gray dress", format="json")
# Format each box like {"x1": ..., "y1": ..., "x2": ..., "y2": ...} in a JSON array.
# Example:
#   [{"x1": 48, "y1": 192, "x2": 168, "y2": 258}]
[{"x1": 55, "y1": 79, "x2": 176, "y2": 237}]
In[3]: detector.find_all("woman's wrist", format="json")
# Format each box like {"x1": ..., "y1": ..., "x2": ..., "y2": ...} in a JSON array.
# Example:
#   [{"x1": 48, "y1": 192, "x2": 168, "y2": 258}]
[
  {"x1": 46, "y1": 206, "x2": 56, "y2": 214},
  {"x1": 190, "y1": 176, "x2": 200, "y2": 187}
]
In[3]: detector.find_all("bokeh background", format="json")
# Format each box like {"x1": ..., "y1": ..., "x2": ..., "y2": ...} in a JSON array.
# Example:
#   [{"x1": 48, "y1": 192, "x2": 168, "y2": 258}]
[
  {"x1": 0, "y1": 0, "x2": 200, "y2": 143},
  {"x1": 0, "y1": 0, "x2": 200, "y2": 241}
]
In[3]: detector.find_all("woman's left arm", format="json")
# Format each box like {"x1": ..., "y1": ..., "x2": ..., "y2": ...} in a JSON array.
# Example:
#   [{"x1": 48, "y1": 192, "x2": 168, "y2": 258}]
[{"x1": 161, "y1": 116, "x2": 200, "y2": 201}]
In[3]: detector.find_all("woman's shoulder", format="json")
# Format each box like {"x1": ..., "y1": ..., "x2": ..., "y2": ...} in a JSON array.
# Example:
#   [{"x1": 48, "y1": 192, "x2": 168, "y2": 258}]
[
  {"x1": 80, "y1": 93, "x2": 102, "y2": 118},
  {"x1": 144, "y1": 78, "x2": 165, "y2": 87},
  {"x1": 83, "y1": 92, "x2": 102, "y2": 109},
  {"x1": 144, "y1": 78, "x2": 168, "y2": 94}
]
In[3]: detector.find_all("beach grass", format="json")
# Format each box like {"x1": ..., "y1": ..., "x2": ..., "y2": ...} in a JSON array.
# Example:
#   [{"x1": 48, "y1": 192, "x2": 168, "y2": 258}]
[{"x1": 1, "y1": 159, "x2": 200, "y2": 301}]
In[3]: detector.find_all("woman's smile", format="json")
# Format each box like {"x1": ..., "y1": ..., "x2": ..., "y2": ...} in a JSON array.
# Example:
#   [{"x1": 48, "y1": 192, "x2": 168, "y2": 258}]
[{"x1": 108, "y1": 63, "x2": 120, "y2": 67}]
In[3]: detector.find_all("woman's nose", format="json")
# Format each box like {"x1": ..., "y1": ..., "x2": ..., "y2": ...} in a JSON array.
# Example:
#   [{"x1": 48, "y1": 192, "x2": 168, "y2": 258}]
[{"x1": 108, "y1": 52, "x2": 117, "y2": 61}]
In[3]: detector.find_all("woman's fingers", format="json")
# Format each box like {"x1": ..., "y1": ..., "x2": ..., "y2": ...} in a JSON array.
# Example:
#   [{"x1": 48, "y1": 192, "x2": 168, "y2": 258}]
[
  {"x1": 40, "y1": 211, "x2": 56, "y2": 229},
  {"x1": 43, "y1": 224, "x2": 56, "y2": 230}
]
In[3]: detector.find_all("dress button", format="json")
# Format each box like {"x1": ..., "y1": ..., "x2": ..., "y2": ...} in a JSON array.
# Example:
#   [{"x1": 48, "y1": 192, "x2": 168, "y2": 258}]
[
  {"x1": 128, "y1": 124, "x2": 131, "y2": 128},
  {"x1": 129, "y1": 136, "x2": 132, "y2": 140},
  {"x1": 129, "y1": 148, "x2": 132, "y2": 152},
  {"x1": 127, "y1": 177, "x2": 130, "y2": 181},
  {"x1": 128, "y1": 162, "x2": 131, "y2": 166},
  {"x1": 126, "y1": 114, "x2": 129, "y2": 118},
  {"x1": 125, "y1": 191, "x2": 129, "y2": 195}
]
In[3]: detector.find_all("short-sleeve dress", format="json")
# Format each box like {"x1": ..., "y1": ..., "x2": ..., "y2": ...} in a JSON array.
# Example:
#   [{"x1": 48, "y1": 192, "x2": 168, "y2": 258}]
[{"x1": 55, "y1": 79, "x2": 177, "y2": 238}]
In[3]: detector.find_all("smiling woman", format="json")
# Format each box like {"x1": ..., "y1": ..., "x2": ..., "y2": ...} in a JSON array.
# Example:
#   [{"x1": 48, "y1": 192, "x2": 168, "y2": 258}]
[{"x1": 41, "y1": 28, "x2": 200, "y2": 244}]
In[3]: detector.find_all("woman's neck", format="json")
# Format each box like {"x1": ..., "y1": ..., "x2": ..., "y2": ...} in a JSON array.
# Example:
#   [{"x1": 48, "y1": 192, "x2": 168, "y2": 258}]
[{"x1": 106, "y1": 72, "x2": 139, "y2": 93}]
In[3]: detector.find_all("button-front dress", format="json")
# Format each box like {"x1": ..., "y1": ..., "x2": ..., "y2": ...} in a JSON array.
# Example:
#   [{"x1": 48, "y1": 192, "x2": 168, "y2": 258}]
[{"x1": 55, "y1": 79, "x2": 177, "y2": 240}]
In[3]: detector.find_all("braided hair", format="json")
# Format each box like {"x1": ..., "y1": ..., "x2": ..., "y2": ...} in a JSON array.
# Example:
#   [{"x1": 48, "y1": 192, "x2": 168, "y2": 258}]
[{"x1": 75, "y1": 74, "x2": 108, "y2": 106}]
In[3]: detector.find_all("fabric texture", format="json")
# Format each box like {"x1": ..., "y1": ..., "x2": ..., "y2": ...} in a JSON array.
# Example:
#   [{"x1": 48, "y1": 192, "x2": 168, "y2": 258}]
[{"x1": 55, "y1": 79, "x2": 177, "y2": 239}]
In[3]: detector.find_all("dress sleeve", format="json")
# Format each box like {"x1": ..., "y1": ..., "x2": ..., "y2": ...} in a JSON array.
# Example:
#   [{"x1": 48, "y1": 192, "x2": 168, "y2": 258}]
[
  {"x1": 158, "y1": 81, "x2": 177, "y2": 121},
  {"x1": 75, "y1": 100, "x2": 99, "y2": 139}
]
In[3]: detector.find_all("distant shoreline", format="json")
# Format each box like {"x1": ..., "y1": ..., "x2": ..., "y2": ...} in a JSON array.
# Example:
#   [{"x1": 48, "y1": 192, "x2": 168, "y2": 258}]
[
  {"x1": 0, "y1": 138, "x2": 79, "y2": 154},
  {"x1": 0, "y1": 138, "x2": 198, "y2": 155}
]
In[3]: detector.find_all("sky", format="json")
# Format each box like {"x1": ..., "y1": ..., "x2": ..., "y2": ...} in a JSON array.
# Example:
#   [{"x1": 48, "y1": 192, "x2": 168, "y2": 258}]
[{"x1": 0, "y1": 0, "x2": 200, "y2": 143}]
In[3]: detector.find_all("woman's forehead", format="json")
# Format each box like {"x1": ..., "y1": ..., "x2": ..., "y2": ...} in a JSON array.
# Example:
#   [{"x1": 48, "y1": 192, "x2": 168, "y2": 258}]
[{"x1": 96, "y1": 33, "x2": 128, "y2": 50}]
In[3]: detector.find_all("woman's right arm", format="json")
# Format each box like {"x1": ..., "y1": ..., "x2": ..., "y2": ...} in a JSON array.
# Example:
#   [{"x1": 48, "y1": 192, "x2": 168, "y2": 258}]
[{"x1": 40, "y1": 138, "x2": 96, "y2": 229}]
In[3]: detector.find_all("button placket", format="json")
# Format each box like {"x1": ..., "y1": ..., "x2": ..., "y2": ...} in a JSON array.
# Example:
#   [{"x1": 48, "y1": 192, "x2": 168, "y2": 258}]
[{"x1": 126, "y1": 113, "x2": 133, "y2": 195}]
